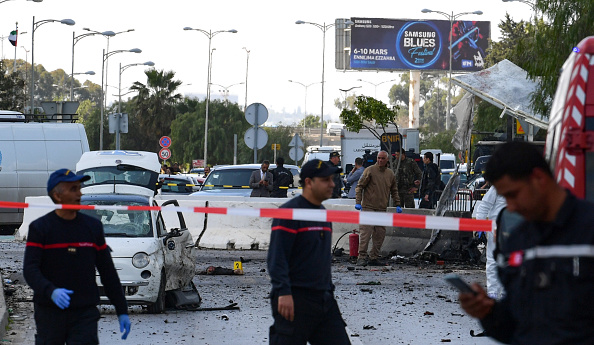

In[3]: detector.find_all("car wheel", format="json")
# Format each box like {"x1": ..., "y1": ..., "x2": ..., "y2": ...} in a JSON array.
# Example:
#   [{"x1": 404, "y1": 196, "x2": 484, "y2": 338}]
[{"x1": 147, "y1": 271, "x2": 166, "y2": 314}]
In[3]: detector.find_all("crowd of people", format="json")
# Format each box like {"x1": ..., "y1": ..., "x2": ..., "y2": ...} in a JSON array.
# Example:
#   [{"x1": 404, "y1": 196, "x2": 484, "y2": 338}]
[{"x1": 26, "y1": 141, "x2": 594, "y2": 344}]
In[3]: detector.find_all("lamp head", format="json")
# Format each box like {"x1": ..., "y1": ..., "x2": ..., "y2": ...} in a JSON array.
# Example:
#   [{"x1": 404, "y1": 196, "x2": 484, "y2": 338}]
[
  {"x1": 85, "y1": 71, "x2": 95, "y2": 75},
  {"x1": 295, "y1": 20, "x2": 305, "y2": 25},
  {"x1": 421, "y1": 9, "x2": 432, "y2": 13},
  {"x1": 144, "y1": 61, "x2": 155, "y2": 66},
  {"x1": 183, "y1": 27, "x2": 193, "y2": 31},
  {"x1": 228, "y1": 29, "x2": 238, "y2": 33},
  {"x1": 473, "y1": 10, "x2": 484, "y2": 15},
  {"x1": 344, "y1": 20, "x2": 354, "y2": 25},
  {"x1": 102, "y1": 31, "x2": 116, "y2": 37},
  {"x1": 61, "y1": 19, "x2": 75, "y2": 26},
  {"x1": 129, "y1": 48, "x2": 141, "y2": 53}
]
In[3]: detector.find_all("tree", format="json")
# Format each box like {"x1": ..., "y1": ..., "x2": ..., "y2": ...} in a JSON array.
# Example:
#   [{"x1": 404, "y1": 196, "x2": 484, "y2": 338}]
[
  {"x1": 0, "y1": 60, "x2": 26, "y2": 111},
  {"x1": 297, "y1": 114, "x2": 326, "y2": 129},
  {"x1": 169, "y1": 98, "x2": 251, "y2": 166},
  {"x1": 340, "y1": 95, "x2": 401, "y2": 169},
  {"x1": 522, "y1": 0, "x2": 594, "y2": 116},
  {"x1": 127, "y1": 69, "x2": 182, "y2": 152},
  {"x1": 387, "y1": 73, "x2": 449, "y2": 132}
]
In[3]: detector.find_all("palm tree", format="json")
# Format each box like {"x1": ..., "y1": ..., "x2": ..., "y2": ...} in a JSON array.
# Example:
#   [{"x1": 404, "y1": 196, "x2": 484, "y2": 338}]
[{"x1": 127, "y1": 69, "x2": 182, "y2": 151}]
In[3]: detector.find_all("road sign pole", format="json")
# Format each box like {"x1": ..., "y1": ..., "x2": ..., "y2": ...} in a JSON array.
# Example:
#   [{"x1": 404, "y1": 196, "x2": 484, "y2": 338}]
[{"x1": 253, "y1": 104, "x2": 258, "y2": 163}]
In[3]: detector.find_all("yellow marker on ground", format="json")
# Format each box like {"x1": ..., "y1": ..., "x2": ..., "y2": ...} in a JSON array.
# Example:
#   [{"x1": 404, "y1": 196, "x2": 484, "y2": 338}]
[{"x1": 234, "y1": 261, "x2": 242, "y2": 270}]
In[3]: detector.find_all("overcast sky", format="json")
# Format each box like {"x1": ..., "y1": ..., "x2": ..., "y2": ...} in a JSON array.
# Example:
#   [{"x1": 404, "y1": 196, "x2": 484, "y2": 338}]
[{"x1": 1, "y1": 0, "x2": 534, "y2": 124}]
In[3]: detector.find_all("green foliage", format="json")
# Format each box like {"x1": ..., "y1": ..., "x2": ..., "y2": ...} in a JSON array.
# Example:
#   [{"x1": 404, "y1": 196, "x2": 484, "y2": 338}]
[
  {"x1": 0, "y1": 60, "x2": 26, "y2": 111},
  {"x1": 169, "y1": 98, "x2": 252, "y2": 166},
  {"x1": 340, "y1": 95, "x2": 399, "y2": 137},
  {"x1": 126, "y1": 69, "x2": 182, "y2": 152},
  {"x1": 522, "y1": 0, "x2": 594, "y2": 116},
  {"x1": 419, "y1": 128, "x2": 457, "y2": 154},
  {"x1": 297, "y1": 115, "x2": 326, "y2": 129},
  {"x1": 259, "y1": 126, "x2": 303, "y2": 165}
]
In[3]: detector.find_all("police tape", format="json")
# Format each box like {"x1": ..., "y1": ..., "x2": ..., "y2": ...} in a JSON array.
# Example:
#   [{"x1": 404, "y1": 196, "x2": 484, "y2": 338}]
[
  {"x1": 0, "y1": 200, "x2": 492, "y2": 232},
  {"x1": 162, "y1": 184, "x2": 299, "y2": 190}
]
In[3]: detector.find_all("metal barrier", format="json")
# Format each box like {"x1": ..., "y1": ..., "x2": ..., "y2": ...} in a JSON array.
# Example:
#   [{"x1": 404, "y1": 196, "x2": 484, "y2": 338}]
[{"x1": 434, "y1": 190, "x2": 474, "y2": 213}]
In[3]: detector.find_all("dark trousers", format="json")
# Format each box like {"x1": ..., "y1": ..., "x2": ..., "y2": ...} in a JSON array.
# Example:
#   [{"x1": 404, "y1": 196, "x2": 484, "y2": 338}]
[
  {"x1": 34, "y1": 304, "x2": 100, "y2": 345},
  {"x1": 270, "y1": 288, "x2": 351, "y2": 345}
]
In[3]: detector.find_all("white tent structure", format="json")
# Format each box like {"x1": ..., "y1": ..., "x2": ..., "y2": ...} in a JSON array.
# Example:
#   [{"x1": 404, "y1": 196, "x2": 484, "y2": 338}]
[{"x1": 452, "y1": 59, "x2": 549, "y2": 132}]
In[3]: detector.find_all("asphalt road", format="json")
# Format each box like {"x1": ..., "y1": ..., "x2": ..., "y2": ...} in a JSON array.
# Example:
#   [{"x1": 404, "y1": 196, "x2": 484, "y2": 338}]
[{"x1": 1, "y1": 239, "x2": 502, "y2": 345}]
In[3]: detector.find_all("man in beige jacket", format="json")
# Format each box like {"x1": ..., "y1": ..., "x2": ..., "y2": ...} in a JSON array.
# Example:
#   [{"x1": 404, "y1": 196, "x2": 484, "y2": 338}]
[{"x1": 355, "y1": 151, "x2": 402, "y2": 266}]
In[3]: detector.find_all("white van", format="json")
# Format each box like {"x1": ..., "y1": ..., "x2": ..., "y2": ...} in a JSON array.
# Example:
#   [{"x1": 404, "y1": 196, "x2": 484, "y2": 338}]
[
  {"x1": 303, "y1": 145, "x2": 341, "y2": 164},
  {"x1": 0, "y1": 118, "x2": 89, "y2": 232}
]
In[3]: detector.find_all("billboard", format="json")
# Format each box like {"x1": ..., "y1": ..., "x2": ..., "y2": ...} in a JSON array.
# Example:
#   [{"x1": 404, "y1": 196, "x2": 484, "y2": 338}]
[{"x1": 349, "y1": 18, "x2": 490, "y2": 72}]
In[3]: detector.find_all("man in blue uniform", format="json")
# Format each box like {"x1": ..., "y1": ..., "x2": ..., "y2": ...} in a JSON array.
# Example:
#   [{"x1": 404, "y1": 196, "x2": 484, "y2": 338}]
[
  {"x1": 24, "y1": 169, "x2": 131, "y2": 344},
  {"x1": 268, "y1": 159, "x2": 351, "y2": 345},
  {"x1": 458, "y1": 142, "x2": 594, "y2": 344}
]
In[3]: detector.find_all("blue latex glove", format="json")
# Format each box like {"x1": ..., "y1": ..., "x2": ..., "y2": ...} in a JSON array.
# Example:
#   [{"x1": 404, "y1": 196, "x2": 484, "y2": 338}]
[
  {"x1": 118, "y1": 314, "x2": 131, "y2": 340},
  {"x1": 51, "y1": 288, "x2": 73, "y2": 309},
  {"x1": 396, "y1": 206, "x2": 403, "y2": 213},
  {"x1": 355, "y1": 204, "x2": 362, "y2": 210}
]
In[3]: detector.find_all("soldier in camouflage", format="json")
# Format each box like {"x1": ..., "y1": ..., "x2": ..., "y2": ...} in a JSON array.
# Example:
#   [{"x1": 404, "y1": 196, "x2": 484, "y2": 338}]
[{"x1": 394, "y1": 148, "x2": 422, "y2": 208}]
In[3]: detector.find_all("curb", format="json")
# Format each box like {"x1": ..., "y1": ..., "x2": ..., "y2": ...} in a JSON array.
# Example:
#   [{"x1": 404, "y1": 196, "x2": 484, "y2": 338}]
[{"x1": 0, "y1": 271, "x2": 8, "y2": 339}]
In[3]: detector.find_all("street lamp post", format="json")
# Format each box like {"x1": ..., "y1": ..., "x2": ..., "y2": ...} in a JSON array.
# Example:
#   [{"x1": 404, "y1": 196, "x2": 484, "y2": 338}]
[
  {"x1": 70, "y1": 29, "x2": 115, "y2": 100},
  {"x1": 210, "y1": 82, "x2": 244, "y2": 103},
  {"x1": 115, "y1": 61, "x2": 154, "y2": 150},
  {"x1": 356, "y1": 78, "x2": 398, "y2": 99},
  {"x1": 242, "y1": 47, "x2": 250, "y2": 110},
  {"x1": 289, "y1": 80, "x2": 322, "y2": 136},
  {"x1": 183, "y1": 26, "x2": 237, "y2": 168},
  {"x1": 100, "y1": 48, "x2": 141, "y2": 150},
  {"x1": 0, "y1": 0, "x2": 42, "y2": 4},
  {"x1": 118, "y1": 61, "x2": 154, "y2": 113},
  {"x1": 85, "y1": 28, "x2": 134, "y2": 122},
  {"x1": 296, "y1": 19, "x2": 353, "y2": 146},
  {"x1": 30, "y1": 16, "x2": 75, "y2": 113},
  {"x1": 68, "y1": 70, "x2": 94, "y2": 100},
  {"x1": 421, "y1": 8, "x2": 483, "y2": 130},
  {"x1": 339, "y1": 86, "x2": 362, "y2": 109}
]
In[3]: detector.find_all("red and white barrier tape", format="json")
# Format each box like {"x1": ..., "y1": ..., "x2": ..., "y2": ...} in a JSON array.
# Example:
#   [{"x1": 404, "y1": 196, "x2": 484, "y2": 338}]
[{"x1": 0, "y1": 201, "x2": 492, "y2": 232}]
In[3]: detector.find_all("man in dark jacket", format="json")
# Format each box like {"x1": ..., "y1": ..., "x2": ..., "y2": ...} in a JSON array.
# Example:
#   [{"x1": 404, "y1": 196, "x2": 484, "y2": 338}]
[
  {"x1": 270, "y1": 157, "x2": 293, "y2": 198},
  {"x1": 419, "y1": 152, "x2": 440, "y2": 209},
  {"x1": 268, "y1": 159, "x2": 350, "y2": 344},
  {"x1": 24, "y1": 169, "x2": 131, "y2": 343},
  {"x1": 327, "y1": 151, "x2": 343, "y2": 198},
  {"x1": 458, "y1": 142, "x2": 594, "y2": 344}
]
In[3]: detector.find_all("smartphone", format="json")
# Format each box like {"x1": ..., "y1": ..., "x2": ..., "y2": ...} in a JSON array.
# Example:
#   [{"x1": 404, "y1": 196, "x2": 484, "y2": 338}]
[{"x1": 444, "y1": 274, "x2": 477, "y2": 295}]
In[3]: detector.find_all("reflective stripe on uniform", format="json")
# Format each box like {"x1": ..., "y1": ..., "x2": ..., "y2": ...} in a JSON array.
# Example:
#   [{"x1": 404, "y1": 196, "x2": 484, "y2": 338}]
[{"x1": 524, "y1": 244, "x2": 594, "y2": 260}]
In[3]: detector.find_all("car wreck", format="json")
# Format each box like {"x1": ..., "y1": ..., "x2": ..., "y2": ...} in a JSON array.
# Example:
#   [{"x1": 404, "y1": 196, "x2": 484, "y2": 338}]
[{"x1": 76, "y1": 150, "x2": 200, "y2": 313}]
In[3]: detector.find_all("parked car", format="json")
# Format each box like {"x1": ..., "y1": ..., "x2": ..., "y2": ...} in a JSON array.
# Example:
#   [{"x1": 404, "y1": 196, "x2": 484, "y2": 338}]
[
  {"x1": 158, "y1": 174, "x2": 197, "y2": 195},
  {"x1": 326, "y1": 123, "x2": 344, "y2": 136},
  {"x1": 192, "y1": 164, "x2": 300, "y2": 197}
]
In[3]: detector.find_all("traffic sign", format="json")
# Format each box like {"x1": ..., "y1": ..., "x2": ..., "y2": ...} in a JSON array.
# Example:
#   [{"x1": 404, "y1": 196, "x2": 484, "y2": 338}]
[
  {"x1": 272, "y1": 144, "x2": 280, "y2": 150},
  {"x1": 288, "y1": 134, "x2": 304, "y2": 147},
  {"x1": 245, "y1": 103, "x2": 268, "y2": 126},
  {"x1": 244, "y1": 127, "x2": 268, "y2": 150},
  {"x1": 159, "y1": 136, "x2": 172, "y2": 148},
  {"x1": 289, "y1": 147, "x2": 304, "y2": 162},
  {"x1": 159, "y1": 148, "x2": 171, "y2": 160}
]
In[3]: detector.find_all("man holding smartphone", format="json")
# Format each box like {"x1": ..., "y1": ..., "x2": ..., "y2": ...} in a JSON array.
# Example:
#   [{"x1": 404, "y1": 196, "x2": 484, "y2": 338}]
[{"x1": 457, "y1": 142, "x2": 594, "y2": 344}]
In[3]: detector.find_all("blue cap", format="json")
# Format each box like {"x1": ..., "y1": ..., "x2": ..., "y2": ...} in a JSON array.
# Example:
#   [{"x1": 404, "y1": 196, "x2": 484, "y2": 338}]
[{"x1": 47, "y1": 169, "x2": 90, "y2": 193}]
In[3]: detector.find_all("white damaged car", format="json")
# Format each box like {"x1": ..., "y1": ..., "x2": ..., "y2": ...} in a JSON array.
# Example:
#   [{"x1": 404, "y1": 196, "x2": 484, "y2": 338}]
[{"x1": 76, "y1": 151, "x2": 199, "y2": 313}]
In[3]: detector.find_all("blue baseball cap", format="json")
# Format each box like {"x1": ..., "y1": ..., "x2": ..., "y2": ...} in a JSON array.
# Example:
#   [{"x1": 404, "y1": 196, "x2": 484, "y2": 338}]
[{"x1": 47, "y1": 169, "x2": 90, "y2": 193}]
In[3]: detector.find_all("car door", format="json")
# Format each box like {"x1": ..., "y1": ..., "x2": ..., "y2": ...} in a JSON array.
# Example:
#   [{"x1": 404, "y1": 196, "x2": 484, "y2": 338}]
[{"x1": 157, "y1": 200, "x2": 196, "y2": 290}]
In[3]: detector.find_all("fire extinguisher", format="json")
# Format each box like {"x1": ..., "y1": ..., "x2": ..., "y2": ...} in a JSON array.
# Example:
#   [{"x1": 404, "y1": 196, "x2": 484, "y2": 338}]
[{"x1": 349, "y1": 229, "x2": 359, "y2": 259}]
